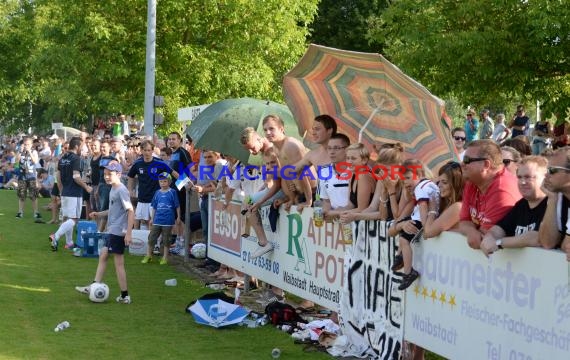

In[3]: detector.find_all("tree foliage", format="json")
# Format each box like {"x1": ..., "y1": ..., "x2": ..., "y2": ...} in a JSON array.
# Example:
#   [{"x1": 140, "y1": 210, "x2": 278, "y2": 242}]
[
  {"x1": 368, "y1": 0, "x2": 570, "y2": 117},
  {"x1": 309, "y1": 0, "x2": 390, "y2": 53},
  {"x1": 0, "y1": 0, "x2": 318, "y2": 134}
]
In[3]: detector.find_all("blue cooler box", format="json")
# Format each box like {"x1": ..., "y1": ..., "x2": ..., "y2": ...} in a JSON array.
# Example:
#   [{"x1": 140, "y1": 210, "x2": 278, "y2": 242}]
[
  {"x1": 81, "y1": 232, "x2": 108, "y2": 257},
  {"x1": 75, "y1": 220, "x2": 98, "y2": 248}
]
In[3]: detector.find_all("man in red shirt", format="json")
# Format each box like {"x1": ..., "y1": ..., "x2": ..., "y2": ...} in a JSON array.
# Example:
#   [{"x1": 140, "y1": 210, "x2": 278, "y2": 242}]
[{"x1": 458, "y1": 139, "x2": 522, "y2": 249}]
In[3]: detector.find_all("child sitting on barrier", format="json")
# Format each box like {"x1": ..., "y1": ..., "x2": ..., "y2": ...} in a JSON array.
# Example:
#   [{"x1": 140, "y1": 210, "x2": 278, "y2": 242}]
[
  {"x1": 142, "y1": 172, "x2": 180, "y2": 265},
  {"x1": 389, "y1": 159, "x2": 439, "y2": 290}
]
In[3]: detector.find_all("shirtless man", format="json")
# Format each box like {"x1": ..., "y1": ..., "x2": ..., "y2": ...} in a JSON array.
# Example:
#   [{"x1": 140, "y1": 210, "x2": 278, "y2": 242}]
[
  {"x1": 240, "y1": 128, "x2": 283, "y2": 258},
  {"x1": 262, "y1": 115, "x2": 316, "y2": 211},
  {"x1": 294, "y1": 114, "x2": 337, "y2": 172}
]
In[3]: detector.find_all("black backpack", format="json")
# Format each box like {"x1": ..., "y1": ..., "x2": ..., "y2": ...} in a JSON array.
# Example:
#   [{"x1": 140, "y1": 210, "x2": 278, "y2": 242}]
[{"x1": 264, "y1": 301, "x2": 306, "y2": 326}]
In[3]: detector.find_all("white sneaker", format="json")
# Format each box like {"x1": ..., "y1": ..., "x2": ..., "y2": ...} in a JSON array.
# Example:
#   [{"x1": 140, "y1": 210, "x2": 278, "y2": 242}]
[
  {"x1": 75, "y1": 285, "x2": 90, "y2": 294},
  {"x1": 255, "y1": 290, "x2": 285, "y2": 305},
  {"x1": 116, "y1": 295, "x2": 131, "y2": 304},
  {"x1": 251, "y1": 242, "x2": 274, "y2": 259},
  {"x1": 291, "y1": 329, "x2": 311, "y2": 341}
]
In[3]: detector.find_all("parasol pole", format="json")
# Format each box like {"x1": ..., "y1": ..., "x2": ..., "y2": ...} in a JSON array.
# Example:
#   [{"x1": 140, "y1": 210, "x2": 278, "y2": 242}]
[{"x1": 358, "y1": 98, "x2": 385, "y2": 143}]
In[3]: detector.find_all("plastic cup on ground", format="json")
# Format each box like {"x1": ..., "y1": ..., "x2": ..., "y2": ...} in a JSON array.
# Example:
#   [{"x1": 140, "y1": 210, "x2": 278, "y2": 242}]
[{"x1": 165, "y1": 278, "x2": 177, "y2": 286}]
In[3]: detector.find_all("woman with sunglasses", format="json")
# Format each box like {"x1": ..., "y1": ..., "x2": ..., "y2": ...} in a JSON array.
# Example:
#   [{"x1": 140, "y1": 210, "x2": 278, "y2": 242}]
[{"x1": 501, "y1": 146, "x2": 522, "y2": 175}]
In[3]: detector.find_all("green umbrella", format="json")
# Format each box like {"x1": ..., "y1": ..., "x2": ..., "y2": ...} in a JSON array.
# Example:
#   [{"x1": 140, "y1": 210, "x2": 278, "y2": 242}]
[{"x1": 186, "y1": 98, "x2": 302, "y2": 165}]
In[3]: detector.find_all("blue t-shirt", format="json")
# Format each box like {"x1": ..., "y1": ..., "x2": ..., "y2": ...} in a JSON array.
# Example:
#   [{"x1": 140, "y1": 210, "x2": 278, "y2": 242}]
[
  {"x1": 464, "y1": 118, "x2": 480, "y2": 143},
  {"x1": 127, "y1": 157, "x2": 174, "y2": 203},
  {"x1": 151, "y1": 188, "x2": 180, "y2": 226}
]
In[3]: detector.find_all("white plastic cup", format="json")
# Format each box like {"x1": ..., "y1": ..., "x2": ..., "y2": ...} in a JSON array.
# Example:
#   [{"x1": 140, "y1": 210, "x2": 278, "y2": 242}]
[{"x1": 165, "y1": 278, "x2": 177, "y2": 286}]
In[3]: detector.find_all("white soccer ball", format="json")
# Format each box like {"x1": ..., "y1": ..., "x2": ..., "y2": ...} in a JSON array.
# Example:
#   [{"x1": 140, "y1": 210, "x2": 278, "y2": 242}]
[
  {"x1": 190, "y1": 243, "x2": 207, "y2": 259},
  {"x1": 89, "y1": 283, "x2": 109, "y2": 303}
]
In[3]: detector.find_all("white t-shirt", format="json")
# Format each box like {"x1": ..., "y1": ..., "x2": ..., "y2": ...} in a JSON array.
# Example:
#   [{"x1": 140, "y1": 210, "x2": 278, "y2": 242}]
[
  {"x1": 319, "y1": 164, "x2": 350, "y2": 209},
  {"x1": 411, "y1": 179, "x2": 439, "y2": 221},
  {"x1": 227, "y1": 165, "x2": 264, "y2": 202}
]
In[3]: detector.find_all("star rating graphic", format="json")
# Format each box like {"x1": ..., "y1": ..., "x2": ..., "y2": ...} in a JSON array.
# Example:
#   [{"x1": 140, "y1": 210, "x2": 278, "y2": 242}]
[{"x1": 413, "y1": 284, "x2": 456, "y2": 309}]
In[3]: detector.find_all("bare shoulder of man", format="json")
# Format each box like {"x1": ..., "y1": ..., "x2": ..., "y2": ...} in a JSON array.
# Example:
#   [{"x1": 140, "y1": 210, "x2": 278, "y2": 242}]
[{"x1": 282, "y1": 137, "x2": 306, "y2": 164}]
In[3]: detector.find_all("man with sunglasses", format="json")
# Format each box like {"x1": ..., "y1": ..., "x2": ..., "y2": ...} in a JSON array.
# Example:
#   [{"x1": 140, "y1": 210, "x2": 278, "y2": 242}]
[
  {"x1": 459, "y1": 140, "x2": 521, "y2": 250},
  {"x1": 540, "y1": 148, "x2": 570, "y2": 260},
  {"x1": 451, "y1": 127, "x2": 467, "y2": 161},
  {"x1": 480, "y1": 156, "x2": 548, "y2": 256},
  {"x1": 509, "y1": 105, "x2": 531, "y2": 138}
]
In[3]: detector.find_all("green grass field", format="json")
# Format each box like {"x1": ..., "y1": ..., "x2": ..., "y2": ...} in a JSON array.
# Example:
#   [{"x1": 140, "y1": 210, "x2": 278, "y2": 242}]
[{"x1": 0, "y1": 190, "x2": 331, "y2": 360}]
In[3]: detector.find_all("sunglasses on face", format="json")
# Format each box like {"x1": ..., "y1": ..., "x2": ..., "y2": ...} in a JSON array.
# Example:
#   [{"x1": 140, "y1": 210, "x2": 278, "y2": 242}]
[
  {"x1": 462, "y1": 156, "x2": 488, "y2": 165},
  {"x1": 454, "y1": 136, "x2": 466, "y2": 141},
  {"x1": 502, "y1": 159, "x2": 517, "y2": 166},
  {"x1": 547, "y1": 166, "x2": 570, "y2": 175}
]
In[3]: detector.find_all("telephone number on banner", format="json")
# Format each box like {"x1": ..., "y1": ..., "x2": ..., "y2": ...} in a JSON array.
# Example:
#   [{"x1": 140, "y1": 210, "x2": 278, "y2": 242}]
[{"x1": 242, "y1": 251, "x2": 280, "y2": 275}]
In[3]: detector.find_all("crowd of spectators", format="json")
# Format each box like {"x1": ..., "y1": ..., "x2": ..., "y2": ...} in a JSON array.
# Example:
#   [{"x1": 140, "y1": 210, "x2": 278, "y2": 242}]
[{"x1": 2, "y1": 105, "x2": 569, "y2": 335}]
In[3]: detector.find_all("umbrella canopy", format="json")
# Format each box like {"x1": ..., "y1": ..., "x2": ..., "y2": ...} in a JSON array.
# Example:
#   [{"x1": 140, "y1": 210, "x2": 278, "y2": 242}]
[
  {"x1": 186, "y1": 98, "x2": 302, "y2": 165},
  {"x1": 54, "y1": 126, "x2": 83, "y2": 140},
  {"x1": 187, "y1": 299, "x2": 249, "y2": 328},
  {"x1": 283, "y1": 44, "x2": 456, "y2": 171}
]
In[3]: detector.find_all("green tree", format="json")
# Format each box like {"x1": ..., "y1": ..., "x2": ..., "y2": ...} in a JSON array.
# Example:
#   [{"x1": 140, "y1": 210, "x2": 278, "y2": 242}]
[
  {"x1": 368, "y1": 0, "x2": 570, "y2": 116},
  {"x1": 1, "y1": 0, "x2": 318, "y2": 134},
  {"x1": 0, "y1": 0, "x2": 41, "y2": 133},
  {"x1": 309, "y1": 0, "x2": 389, "y2": 52}
]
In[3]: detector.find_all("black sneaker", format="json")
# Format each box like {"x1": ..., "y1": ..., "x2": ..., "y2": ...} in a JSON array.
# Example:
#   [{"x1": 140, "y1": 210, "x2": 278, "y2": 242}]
[
  {"x1": 398, "y1": 269, "x2": 420, "y2": 291},
  {"x1": 16, "y1": 212, "x2": 23, "y2": 219},
  {"x1": 391, "y1": 254, "x2": 404, "y2": 271},
  {"x1": 34, "y1": 213, "x2": 45, "y2": 223}
]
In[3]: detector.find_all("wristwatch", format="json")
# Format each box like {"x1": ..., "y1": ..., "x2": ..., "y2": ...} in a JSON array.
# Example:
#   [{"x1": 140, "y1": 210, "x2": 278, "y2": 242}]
[{"x1": 495, "y1": 239, "x2": 504, "y2": 250}]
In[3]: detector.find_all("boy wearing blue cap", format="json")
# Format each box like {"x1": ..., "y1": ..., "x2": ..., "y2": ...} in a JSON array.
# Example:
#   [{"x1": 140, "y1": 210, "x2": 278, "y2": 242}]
[{"x1": 75, "y1": 160, "x2": 134, "y2": 304}]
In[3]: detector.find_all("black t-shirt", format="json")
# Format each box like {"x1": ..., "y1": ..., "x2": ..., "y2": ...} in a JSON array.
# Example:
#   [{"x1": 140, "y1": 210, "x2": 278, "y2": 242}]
[
  {"x1": 127, "y1": 157, "x2": 174, "y2": 202},
  {"x1": 497, "y1": 197, "x2": 548, "y2": 236},
  {"x1": 169, "y1": 147, "x2": 191, "y2": 191},
  {"x1": 90, "y1": 155, "x2": 101, "y2": 186},
  {"x1": 58, "y1": 151, "x2": 82, "y2": 197}
]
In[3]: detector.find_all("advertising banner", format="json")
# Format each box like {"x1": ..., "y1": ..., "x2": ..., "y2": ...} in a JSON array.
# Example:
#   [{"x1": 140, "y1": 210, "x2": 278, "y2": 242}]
[
  {"x1": 208, "y1": 199, "x2": 347, "y2": 309},
  {"x1": 208, "y1": 197, "x2": 570, "y2": 359},
  {"x1": 405, "y1": 231, "x2": 570, "y2": 360}
]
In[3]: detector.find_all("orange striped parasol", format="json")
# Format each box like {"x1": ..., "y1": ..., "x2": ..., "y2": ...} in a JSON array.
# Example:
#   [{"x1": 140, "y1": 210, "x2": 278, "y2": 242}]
[{"x1": 283, "y1": 44, "x2": 456, "y2": 171}]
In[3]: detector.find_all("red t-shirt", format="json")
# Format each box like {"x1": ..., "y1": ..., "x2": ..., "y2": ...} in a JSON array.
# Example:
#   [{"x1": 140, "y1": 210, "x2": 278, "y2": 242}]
[{"x1": 460, "y1": 168, "x2": 521, "y2": 231}]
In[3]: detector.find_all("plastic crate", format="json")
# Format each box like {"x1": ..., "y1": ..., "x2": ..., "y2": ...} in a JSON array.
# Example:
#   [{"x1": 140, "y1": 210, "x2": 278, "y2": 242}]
[
  {"x1": 76, "y1": 220, "x2": 98, "y2": 248},
  {"x1": 81, "y1": 232, "x2": 108, "y2": 257}
]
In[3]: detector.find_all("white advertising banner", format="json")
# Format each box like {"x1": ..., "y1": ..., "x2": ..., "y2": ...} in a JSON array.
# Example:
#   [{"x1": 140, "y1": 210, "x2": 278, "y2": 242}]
[
  {"x1": 207, "y1": 198, "x2": 570, "y2": 359},
  {"x1": 405, "y1": 231, "x2": 570, "y2": 360},
  {"x1": 208, "y1": 199, "x2": 346, "y2": 310}
]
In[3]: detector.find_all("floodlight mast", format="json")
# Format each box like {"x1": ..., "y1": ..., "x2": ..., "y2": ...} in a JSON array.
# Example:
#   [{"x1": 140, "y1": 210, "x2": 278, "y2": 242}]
[{"x1": 143, "y1": 0, "x2": 157, "y2": 137}]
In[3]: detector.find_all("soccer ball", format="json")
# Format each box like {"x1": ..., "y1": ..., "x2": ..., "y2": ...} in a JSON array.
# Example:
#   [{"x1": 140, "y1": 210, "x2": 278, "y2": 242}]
[
  {"x1": 190, "y1": 243, "x2": 207, "y2": 259},
  {"x1": 89, "y1": 283, "x2": 109, "y2": 303}
]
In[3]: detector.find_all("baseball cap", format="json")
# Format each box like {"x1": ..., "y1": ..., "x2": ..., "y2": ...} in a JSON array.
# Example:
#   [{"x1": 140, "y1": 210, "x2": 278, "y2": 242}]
[
  {"x1": 104, "y1": 160, "x2": 123, "y2": 173},
  {"x1": 158, "y1": 172, "x2": 172, "y2": 181}
]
